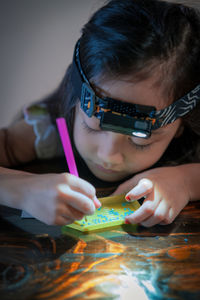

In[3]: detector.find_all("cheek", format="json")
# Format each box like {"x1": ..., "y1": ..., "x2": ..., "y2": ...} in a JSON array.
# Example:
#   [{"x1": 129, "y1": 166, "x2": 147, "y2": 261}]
[
  {"x1": 128, "y1": 147, "x2": 161, "y2": 172},
  {"x1": 137, "y1": 122, "x2": 182, "y2": 168},
  {"x1": 140, "y1": 136, "x2": 173, "y2": 166},
  {"x1": 73, "y1": 114, "x2": 95, "y2": 159},
  {"x1": 74, "y1": 123, "x2": 87, "y2": 154},
  {"x1": 127, "y1": 139, "x2": 173, "y2": 172}
]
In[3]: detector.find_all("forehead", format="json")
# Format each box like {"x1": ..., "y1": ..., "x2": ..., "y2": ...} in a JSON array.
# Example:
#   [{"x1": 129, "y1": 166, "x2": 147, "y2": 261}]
[{"x1": 91, "y1": 74, "x2": 171, "y2": 111}]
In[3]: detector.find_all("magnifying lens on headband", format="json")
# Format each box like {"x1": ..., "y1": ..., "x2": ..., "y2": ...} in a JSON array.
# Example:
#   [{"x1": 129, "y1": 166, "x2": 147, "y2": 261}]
[{"x1": 71, "y1": 39, "x2": 200, "y2": 138}]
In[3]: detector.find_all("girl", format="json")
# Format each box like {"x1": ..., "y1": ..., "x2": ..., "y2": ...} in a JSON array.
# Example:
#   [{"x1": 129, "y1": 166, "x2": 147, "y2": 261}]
[{"x1": 0, "y1": 0, "x2": 200, "y2": 227}]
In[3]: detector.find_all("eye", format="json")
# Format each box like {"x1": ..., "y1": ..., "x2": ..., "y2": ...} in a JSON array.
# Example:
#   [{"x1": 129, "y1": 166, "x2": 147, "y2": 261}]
[
  {"x1": 82, "y1": 121, "x2": 100, "y2": 134},
  {"x1": 128, "y1": 137, "x2": 151, "y2": 150},
  {"x1": 82, "y1": 120, "x2": 152, "y2": 150}
]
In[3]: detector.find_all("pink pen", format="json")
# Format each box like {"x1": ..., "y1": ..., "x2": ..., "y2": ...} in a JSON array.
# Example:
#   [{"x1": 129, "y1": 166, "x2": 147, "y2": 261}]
[
  {"x1": 56, "y1": 117, "x2": 79, "y2": 177},
  {"x1": 56, "y1": 117, "x2": 100, "y2": 216}
]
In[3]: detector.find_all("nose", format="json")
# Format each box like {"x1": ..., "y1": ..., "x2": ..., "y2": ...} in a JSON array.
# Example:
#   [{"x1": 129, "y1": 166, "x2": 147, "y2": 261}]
[{"x1": 97, "y1": 132, "x2": 124, "y2": 167}]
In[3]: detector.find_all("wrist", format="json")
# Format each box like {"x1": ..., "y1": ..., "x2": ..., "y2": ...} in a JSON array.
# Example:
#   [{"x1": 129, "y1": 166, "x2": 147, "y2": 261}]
[
  {"x1": 178, "y1": 164, "x2": 200, "y2": 201},
  {"x1": 0, "y1": 169, "x2": 32, "y2": 210}
]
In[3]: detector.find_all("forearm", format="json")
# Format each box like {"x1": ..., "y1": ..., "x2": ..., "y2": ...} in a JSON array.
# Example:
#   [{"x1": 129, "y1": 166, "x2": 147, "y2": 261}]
[
  {"x1": 0, "y1": 166, "x2": 32, "y2": 175},
  {"x1": 0, "y1": 167, "x2": 32, "y2": 209},
  {"x1": 179, "y1": 163, "x2": 200, "y2": 201}
]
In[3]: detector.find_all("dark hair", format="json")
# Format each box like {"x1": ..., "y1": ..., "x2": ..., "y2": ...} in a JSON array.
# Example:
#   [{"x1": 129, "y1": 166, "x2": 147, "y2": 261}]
[{"x1": 47, "y1": 0, "x2": 200, "y2": 163}]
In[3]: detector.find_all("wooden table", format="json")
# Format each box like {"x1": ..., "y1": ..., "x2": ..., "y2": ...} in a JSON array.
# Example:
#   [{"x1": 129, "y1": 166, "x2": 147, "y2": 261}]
[{"x1": 1, "y1": 160, "x2": 200, "y2": 300}]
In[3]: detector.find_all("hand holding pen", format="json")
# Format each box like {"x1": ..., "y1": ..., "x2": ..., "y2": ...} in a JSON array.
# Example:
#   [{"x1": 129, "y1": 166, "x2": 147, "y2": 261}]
[
  {"x1": 56, "y1": 117, "x2": 101, "y2": 223},
  {"x1": 5, "y1": 166, "x2": 100, "y2": 226},
  {"x1": 6, "y1": 117, "x2": 101, "y2": 226}
]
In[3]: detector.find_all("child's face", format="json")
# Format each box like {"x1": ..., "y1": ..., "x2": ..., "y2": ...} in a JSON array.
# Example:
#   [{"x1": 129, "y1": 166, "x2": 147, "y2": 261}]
[{"x1": 73, "y1": 75, "x2": 182, "y2": 182}]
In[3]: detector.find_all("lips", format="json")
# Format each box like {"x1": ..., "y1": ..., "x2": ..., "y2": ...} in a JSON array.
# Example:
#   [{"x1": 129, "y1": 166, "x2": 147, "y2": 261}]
[{"x1": 95, "y1": 163, "x2": 120, "y2": 174}]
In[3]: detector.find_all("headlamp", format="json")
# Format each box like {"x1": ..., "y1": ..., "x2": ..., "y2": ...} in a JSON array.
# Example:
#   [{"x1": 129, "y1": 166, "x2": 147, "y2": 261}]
[{"x1": 71, "y1": 40, "x2": 200, "y2": 138}]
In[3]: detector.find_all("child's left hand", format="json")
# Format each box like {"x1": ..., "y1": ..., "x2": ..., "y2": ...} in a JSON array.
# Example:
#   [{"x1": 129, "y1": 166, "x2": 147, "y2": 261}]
[{"x1": 112, "y1": 166, "x2": 190, "y2": 227}]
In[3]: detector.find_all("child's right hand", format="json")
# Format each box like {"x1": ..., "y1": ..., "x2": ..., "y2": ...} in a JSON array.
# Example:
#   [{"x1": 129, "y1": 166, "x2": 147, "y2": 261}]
[{"x1": 1, "y1": 172, "x2": 101, "y2": 225}]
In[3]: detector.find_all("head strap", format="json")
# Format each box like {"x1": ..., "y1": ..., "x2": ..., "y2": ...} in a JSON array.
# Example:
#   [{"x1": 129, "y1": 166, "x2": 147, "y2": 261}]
[{"x1": 71, "y1": 39, "x2": 200, "y2": 138}]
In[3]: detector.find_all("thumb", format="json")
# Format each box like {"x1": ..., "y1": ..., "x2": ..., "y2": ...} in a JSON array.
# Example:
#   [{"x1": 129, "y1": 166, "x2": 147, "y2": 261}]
[
  {"x1": 125, "y1": 178, "x2": 153, "y2": 201},
  {"x1": 110, "y1": 176, "x2": 140, "y2": 196}
]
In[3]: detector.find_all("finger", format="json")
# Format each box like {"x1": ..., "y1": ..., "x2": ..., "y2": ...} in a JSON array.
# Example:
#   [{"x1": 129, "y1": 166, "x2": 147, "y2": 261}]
[
  {"x1": 159, "y1": 207, "x2": 175, "y2": 225},
  {"x1": 64, "y1": 173, "x2": 96, "y2": 199},
  {"x1": 110, "y1": 174, "x2": 141, "y2": 196},
  {"x1": 54, "y1": 215, "x2": 75, "y2": 226},
  {"x1": 94, "y1": 196, "x2": 102, "y2": 209},
  {"x1": 57, "y1": 184, "x2": 96, "y2": 215},
  {"x1": 125, "y1": 192, "x2": 159, "y2": 224},
  {"x1": 140, "y1": 200, "x2": 169, "y2": 227},
  {"x1": 56, "y1": 203, "x2": 85, "y2": 221},
  {"x1": 125, "y1": 178, "x2": 153, "y2": 202},
  {"x1": 111, "y1": 182, "x2": 132, "y2": 196}
]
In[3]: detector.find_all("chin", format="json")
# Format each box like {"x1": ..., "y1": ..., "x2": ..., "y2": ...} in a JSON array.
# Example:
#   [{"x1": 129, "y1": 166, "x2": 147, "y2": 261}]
[{"x1": 89, "y1": 167, "x2": 126, "y2": 182}]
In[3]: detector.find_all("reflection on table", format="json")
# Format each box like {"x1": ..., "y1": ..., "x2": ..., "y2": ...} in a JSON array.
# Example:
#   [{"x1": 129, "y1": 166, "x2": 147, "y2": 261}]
[{"x1": 1, "y1": 200, "x2": 200, "y2": 300}]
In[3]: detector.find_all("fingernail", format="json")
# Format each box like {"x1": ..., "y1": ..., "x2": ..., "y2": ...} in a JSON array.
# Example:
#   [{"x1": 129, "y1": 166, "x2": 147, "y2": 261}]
[
  {"x1": 94, "y1": 196, "x2": 101, "y2": 208},
  {"x1": 125, "y1": 195, "x2": 131, "y2": 202},
  {"x1": 125, "y1": 218, "x2": 131, "y2": 224}
]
